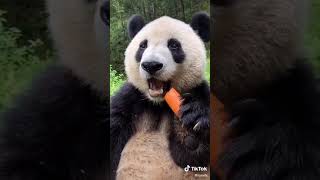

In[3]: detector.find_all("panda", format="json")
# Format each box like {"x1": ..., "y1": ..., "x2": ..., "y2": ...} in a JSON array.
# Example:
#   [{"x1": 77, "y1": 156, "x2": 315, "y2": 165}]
[
  {"x1": 110, "y1": 13, "x2": 210, "y2": 179},
  {"x1": 0, "y1": 0, "x2": 109, "y2": 179},
  {"x1": 211, "y1": 0, "x2": 320, "y2": 179}
]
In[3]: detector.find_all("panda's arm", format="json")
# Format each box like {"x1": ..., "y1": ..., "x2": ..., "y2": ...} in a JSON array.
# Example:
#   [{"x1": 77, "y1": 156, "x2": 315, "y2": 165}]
[
  {"x1": 169, "y1": 80, "x2": 210, "y2": 168},
  {"x1": 0, "y1": 65, "x2": 108, "y2": 180},
  {"x1": 219, "y1": 63, "x2": 320, "y2": 180},
  {"x1": 110, "y1": 82, "x2": 146, "y2": 179}
]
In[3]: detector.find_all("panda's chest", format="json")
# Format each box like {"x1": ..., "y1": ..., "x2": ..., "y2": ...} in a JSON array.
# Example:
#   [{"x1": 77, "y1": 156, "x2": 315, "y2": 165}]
[{"x1": 116, "y1": 112, "x2": 183, "y2": 179}]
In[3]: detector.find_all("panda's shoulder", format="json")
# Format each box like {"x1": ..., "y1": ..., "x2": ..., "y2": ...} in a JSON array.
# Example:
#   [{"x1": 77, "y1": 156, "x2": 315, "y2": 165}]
[{"x1": 1, "y1": 64, "x2": 106, "y2": 126}]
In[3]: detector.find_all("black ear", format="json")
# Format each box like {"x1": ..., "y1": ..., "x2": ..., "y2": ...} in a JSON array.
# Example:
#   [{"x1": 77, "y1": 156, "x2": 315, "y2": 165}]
[
  {"x1": 128, "y1": 15, "x2": 145, "y2": 39},
  {"x1": 100, "y1": 0, "x2": 109, "y2": 26},
  {"x1": 191, "y1": 12, "x2": 210, "y2": 42},
  {"x1": 212, "y1": 0, "x2": 236, "y2": 6}
]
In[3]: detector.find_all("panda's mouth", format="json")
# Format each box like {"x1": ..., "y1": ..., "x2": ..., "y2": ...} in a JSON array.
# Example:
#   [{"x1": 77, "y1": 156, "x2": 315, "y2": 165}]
[{"x1": 147, "y1": 78, "x2": 171, "y2": 97}]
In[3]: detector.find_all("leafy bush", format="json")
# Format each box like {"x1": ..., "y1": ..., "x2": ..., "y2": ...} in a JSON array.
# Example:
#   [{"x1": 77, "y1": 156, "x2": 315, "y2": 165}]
[
  {"x1": 0, "y1": 10, "x2": 50, "y2": 110},
  {"x1": 110, "y1": 65, "x2": 125, "y2": 96}
]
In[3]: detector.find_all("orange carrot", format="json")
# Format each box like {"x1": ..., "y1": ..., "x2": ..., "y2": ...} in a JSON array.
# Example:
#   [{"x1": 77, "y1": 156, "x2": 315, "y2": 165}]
[{"x1": 164, "y1": 88, "x2": 182, "y2": 118}]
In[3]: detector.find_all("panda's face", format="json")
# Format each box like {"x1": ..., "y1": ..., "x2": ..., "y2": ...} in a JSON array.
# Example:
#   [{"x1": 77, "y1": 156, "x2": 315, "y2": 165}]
[
  {"x1": 47, "y1": 0, "x2": 109, "y2": 94},
  {"x1": 125, "y1": 16, "x2": 206, "y2": 102}
]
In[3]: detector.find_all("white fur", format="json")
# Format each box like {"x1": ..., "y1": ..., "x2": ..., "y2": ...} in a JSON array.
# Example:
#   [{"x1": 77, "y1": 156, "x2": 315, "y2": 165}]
[
  {"x1": 125, "y1": 16, "x2": 206, "y2": 101},
  {"x1": 119, "y1": 16, "x2": 209, "y2": 179},
  {"x1": 46, "y1": 0, "x2": 108, "y2": 95},
  {"x1": 117, "y1": 113, "x2": 210, "y2": 180},
  {"x1": 139, "y1": 46, "x2": 176, "y2": 82}
]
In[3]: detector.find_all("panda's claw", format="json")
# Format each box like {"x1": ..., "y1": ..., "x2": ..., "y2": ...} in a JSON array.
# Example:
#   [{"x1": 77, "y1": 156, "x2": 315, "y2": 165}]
[
  {"x1": 228, "y1": 116, "x2": 240, "y2": 128},
  {"x1": 180, "y1": 104, "x2": 192, "y2": 118},
  {"x1": 180, "y1": 107, "x2": 201, "y2": 128},
  {"x1": 178, "y1": 88, "x2": 210, "y2": 133},
  {"x1": 195, "y1": 117, "x2": 210, "y2": 131},
  {"x1": 182, "y1": 93, "x2": 192, "y2": 99},
  {"x1": 193, "y1": 121, "x2": 201, "y2": 131},
  {"x1": 228, "y1": 98, "x2": 270, "y2": 135},
  {"x1": 180, "y1": 103, "x2": 209, "y2": 131}
]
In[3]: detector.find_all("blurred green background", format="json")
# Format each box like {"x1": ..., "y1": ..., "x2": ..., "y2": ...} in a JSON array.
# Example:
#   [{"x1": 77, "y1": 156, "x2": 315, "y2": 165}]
[{"x1": 0, "y1": 0, "x2": 319, "y2": 110}]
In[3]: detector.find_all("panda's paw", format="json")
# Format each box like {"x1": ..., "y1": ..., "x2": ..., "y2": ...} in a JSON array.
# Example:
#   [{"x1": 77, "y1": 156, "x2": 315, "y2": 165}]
[
  {"x1": 229, "y1": 98, "x2": 269, "y2": 134},
  {"x1": 180, "y1": 93, "x2": 209, "y2": 132}
]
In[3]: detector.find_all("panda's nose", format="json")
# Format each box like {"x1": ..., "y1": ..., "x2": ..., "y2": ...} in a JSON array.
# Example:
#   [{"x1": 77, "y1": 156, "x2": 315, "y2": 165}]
[{"x1": 141, "y1": 61, "x2": 163, "y2": 75}]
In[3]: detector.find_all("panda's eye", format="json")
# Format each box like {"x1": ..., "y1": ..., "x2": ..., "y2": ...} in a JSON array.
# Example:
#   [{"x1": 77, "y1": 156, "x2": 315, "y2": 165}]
[
  {"x1": 168, "y1": 39, "x2": 181, "y2": 50},
  {"x1": 139, "y1": 40, "x2": 148, "y2": 49}
]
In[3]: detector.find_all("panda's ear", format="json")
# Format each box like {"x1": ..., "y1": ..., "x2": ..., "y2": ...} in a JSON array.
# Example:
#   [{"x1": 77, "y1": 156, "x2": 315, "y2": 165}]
[
  {"x1": 212, "y1": 0, "x2": 236, "y2": 6},
  {"x1": 128, "y1": 15, "x2": 145, "y2": 39},
  {"x1": 191, "y1": 12, "x2": 210, "y2": 42}
]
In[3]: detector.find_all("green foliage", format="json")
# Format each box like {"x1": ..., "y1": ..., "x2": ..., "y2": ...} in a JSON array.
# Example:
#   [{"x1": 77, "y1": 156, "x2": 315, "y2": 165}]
[
  {"x1": 306, "y1": 0, "x2": 320, "y2": 74},
  {"x1": 0, "y1": 0, "x2": 50, "y2": 52},
  {"x1": 205, "y1": 57, "x2": 210, "y2": 82},
  {"x1": 0, "y1": 11, "x2": 50, "y2": 110},
  {"x1": 110, "y1": 65, "x2": 125, "y2": 96}
]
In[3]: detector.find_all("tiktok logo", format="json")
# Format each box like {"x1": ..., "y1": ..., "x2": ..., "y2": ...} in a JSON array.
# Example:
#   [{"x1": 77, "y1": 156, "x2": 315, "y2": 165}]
[
  {"x1": 184, "y1": 165, "x2": 208, "y2": 172},
  {"x1": 184, "y1": 165, "x2": 191, "y2": 172}
]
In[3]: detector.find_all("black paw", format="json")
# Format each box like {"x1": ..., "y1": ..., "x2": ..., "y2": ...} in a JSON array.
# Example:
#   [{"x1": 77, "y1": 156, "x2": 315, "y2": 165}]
[
  {"x1": 229, "y1": 99, "x2": 269, "y2": 135},
  {"x1": 168, "y1": 92, "x2": 210, "y2": 168},
  {"x1": 180, "y1": 93, "x2": 209, "y2": 132}
]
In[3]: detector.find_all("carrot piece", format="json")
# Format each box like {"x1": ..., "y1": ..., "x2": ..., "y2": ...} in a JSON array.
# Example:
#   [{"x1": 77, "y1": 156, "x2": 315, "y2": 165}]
[{"x1": 164, "y1": 88, "x2": 182, "y2": 118}]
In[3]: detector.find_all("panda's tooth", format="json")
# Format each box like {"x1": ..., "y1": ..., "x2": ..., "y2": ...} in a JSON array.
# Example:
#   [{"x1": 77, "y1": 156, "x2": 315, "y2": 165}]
[
  {"x1": 149, "y1": 81, "x2": 153, "y2": 89},
  {"x1": 148, "y1": 88, "x2": 164, "y2": 97}
]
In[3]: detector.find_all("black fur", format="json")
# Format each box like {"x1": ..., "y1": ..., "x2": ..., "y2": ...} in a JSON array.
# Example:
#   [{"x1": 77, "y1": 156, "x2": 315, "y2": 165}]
[
  {"x1": 110, "y1": 81, "x2": 210, "y2": 179},
  {"x1": 167, "y1": 38, "x2": 186, "y2": 63},
  {"x1": 191, "y1": 12, "x2": 210, "y2": 42},
  {"x1": 135, "y1": 39, "x2": 148, "y2": 62},
  {"x1": 212, "y1": 0, "x2": 236, "y2": 6},
  {"x1": 0, "y1": 65, "x2": 109, "y2": 180},
  {"x1": 211, "y1": 170, "x2": 220, "y2": 180},
  {"x1": 169, "y1": 81, "x2": 210, "y2": 168},
  {"x1": 110, "y1": 83, "x2": 170, "y2": 179},
  {"x1": 218, "y1": 62, "x2": 320, "y2": 179},
  {"x1": 128, "y1": 15, "x2": 145, "y2": 39},
  {"x1": 100, "y1": 0, "x2": 110, "y2": 26}
]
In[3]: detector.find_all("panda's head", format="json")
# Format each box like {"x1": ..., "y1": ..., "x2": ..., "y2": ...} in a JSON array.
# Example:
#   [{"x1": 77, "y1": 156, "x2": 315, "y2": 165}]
[
  {"x1": 125, "y1": 13, "x2": 209, "y2": 102},
  {"x1": 47, "y1": 0, "x2": 109, "y2": 95},
  {"x1": 212, "y1": 0, "x2": 308, "y2": 105}
]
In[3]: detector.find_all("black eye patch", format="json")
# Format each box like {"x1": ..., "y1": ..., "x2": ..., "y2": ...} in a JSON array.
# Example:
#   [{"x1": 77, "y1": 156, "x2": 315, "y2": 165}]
[
  {"x1": 135, "y1": 40, "x2": 148, "y2": 62},
  {"x1": 168, "y1": 38, "x2": 185, "y2": 63}
]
